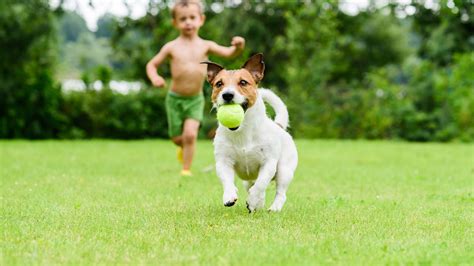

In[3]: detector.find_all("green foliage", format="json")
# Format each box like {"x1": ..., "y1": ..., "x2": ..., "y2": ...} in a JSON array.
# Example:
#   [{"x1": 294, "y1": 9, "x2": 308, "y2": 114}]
[
  {"x1": 60, "y1": 89, "x2": 168, "y2": 139},
  {"x1": 436, "y1": 53, "x2": 474, "y2": 141},
  {"x1": 202, "y1": 1, "x2": 293, "y2": 88},
  {"x1": 388, "y1": 52, "x2": 474, "y2": 142},
  {"x1": 95, "y1": 65, "x2": 112, "y2": 87},
  {"x1": 0, "y1": 0, "x2": 63, "y2": 138},
  {"x1": 57, "y1": 11, "x2": 89, "y2": 42},
  {"x1": 2, "y1": 1, "x2": 472, "y2": 141},
  {"x1": 58, "y1": 32, "x2": 113, "y2": 79},
  {"x1": 78, "y1": 1, "x2": 473, "y2": 141},
  {"x1": 333, "y1": 11, "x2": 412, "y2": 82},
  {"x1": 111, "y1": 9, "x2": 175, "y2": 81},
  {"x1": 277, "y1": 1, "x2": 339, "y2": 136},
  {"x1": 411, "y1": 0, "x2": 474, "y2": 66},
  {"x1": 95, "y1": 14, "x2": 116, "y2": 39}
]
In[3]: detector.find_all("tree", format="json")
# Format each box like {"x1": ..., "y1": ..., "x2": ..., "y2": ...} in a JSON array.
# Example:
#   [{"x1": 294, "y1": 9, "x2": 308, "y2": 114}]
[
  {"x1": 96, "y1": 14, "x2": 116, "y2": 39},
  {"x1": 58, "y1": 11, "x2": 89, "y2": 43},
  {"x1": 277, "y1": 1, "x2": 340, "y2": 137},
  {"x1": 410, "y1": 0, "x2": 474, "y2": 66},
  {"x1": 333, "y1": 10, "x2": 412, "y2": 83},
  {"x1": 0, "y1": 0, "x2": 63, "y2": 138}
]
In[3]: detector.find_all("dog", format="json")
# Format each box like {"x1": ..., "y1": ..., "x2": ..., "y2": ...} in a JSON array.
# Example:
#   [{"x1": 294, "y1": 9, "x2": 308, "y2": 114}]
[{"x1": 202, "y1": 53, "x2": 298, "y2": 212}]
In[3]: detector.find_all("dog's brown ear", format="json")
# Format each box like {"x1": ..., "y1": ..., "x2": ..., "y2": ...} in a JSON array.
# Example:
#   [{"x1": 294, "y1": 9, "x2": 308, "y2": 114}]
[
  {"x1": 201, "y1": 61, "x2": 224, "y2": 84},
  {"x1": 242, "y1": 53, "x2": 265, "y2": 83}
]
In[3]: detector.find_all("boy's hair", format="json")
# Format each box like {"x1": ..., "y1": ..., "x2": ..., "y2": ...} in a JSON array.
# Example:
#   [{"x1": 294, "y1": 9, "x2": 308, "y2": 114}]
[{"x1": 171, "y1": 0, "x2": 204, "y2": 18}]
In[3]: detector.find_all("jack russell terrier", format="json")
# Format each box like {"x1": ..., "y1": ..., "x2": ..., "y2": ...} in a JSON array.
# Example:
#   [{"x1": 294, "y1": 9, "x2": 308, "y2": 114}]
[{"x1": 202, "y1": 53, "x2": 298, "y2": 212}]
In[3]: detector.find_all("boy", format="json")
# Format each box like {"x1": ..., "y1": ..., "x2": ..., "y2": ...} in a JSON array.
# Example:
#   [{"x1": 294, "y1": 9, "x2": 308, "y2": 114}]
[{"x1": 146, "y1": 0, "x2": 245, "y2": 176}]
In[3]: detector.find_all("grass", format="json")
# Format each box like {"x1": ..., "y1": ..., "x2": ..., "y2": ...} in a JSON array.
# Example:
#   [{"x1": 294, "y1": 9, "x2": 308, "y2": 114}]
[{"x1": 1, "y1": 139, "x2": 473, "y2": 265}]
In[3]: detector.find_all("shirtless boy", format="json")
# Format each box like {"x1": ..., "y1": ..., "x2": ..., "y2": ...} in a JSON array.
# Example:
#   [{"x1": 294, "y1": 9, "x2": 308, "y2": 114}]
[{"x1": 146, "y1": 0, "x2": 245, "y2": 176}]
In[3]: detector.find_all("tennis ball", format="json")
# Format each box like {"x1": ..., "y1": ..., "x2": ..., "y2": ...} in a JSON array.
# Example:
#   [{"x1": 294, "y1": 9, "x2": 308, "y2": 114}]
[{"x1": 217, "y1": 104, "x2": 244, "y2": 128}]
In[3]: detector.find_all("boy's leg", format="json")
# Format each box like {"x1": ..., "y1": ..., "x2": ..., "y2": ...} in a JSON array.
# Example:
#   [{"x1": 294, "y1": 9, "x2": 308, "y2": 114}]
[
  {"x1": 171, "y1": 136, "x2": 184, "y2": 164},
  {"x1": 166, "y1": 92, "x2": 185, "y2": 163},
  {"x1": 182, "y1": 118, "x2": 200, "y2": 171},
  {"x1": 171, "y1": 136, "x2": 182, "y2": 146}
]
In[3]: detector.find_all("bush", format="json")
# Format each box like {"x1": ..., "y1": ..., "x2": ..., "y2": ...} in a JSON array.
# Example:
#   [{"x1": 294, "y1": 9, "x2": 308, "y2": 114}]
[
  {"x1": 438, "y1": 53, "x2": 474, "y2": 141},
  {"x1": 0, "y1": 0, "x2": 63, "y2": 138},
  {"x1": 60, "y1": 88, "x2": 169, "y2": 139},
  {"x1": 59, "y1": 86, "x2": 218, "y2": 139},
  {"x1": 284, "y1": 55, "x2": 474, "y2": 142}
]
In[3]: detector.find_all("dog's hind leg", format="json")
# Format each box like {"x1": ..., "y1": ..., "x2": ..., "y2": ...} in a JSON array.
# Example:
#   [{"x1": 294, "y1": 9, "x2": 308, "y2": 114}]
[
  {"x1": 244, "y1": 181, "x2": 264, "y2": 212},
  {"x1": 242, "y1": 180, "x2": 254, "y2": 193},
  {"x1": 268, "y1": 166, "x2": 294, "y2": 212},
  {"x1": 247, "y1": 160, "x2": 277, "y2": 212}
]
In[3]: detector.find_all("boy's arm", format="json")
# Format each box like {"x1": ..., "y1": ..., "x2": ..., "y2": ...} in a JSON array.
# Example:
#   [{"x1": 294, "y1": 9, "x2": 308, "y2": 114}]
[
  {"x1": 208, "y1": 36, "x2": 245, "y2": 59},
  {"x1": 146, "y1": 43, "x2": 171, "y2": 88}
]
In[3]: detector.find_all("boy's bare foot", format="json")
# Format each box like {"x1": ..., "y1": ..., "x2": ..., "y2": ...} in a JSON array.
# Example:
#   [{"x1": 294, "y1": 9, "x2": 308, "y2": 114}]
[{"x1": 180, "y1": 169, "x2": 192, "y2": 176}]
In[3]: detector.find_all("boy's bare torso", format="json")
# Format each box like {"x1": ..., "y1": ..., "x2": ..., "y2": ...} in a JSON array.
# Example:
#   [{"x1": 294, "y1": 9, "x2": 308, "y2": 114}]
[{"x1": 168, "y1": 37, "x2": 210, "y2": 96}]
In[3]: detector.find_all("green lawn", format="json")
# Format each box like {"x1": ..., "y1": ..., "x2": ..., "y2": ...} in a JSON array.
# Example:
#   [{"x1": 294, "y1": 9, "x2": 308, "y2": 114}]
[{"x1": 1, "y1": 140, "x2": 473, "y2": 265}]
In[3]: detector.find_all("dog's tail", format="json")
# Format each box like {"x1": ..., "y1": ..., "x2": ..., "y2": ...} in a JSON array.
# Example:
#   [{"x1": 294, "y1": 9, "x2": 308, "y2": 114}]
[{"x1": 259, "y1": 89, "x2": 289, "y2": 130}]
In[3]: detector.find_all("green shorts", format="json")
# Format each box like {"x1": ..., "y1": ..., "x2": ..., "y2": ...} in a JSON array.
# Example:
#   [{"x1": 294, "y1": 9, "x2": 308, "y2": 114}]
[{"x1": 165, "y1": 91, "x2": 204, "y2": 138}]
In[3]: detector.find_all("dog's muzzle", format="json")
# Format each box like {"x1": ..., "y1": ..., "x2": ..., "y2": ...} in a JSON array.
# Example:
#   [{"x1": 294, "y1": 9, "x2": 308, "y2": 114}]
[
  {"x1": 228, "y1": 101, "x2": 249, "y2": 131},
  {"x1": 216, "y1": 100, "x2": 249, "y2": 131},
  {"x1": 222, "y1": 92, "x2": 234, "y2": 103}
]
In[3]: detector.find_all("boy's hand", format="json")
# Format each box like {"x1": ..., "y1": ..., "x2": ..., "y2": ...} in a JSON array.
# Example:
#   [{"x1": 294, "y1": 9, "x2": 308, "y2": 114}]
[
  {"x1": 231, "y1": 36, "x2": 245, "y2": 50},
  {"x1": 151, "y1": 76, "x2": 166, "y2": 88}
]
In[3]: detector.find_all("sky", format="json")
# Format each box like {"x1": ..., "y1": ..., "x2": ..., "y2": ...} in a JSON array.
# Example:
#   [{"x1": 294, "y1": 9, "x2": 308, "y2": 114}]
[
  {"x1": 50, "y1": 0, "x2": 435, "y2": 32},
  {"x1": 50, "y1": 0, "x2": 149, "y2": 31}
]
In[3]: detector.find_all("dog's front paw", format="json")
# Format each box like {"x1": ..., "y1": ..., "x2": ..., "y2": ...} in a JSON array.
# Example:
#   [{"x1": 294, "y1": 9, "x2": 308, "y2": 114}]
[
  {"x1": 246, "y1": 188, "x2": 265, "y2": 213},
  {"x1": 268, "y1": 195, "x2": 286, "y2": 212},
  {"x1": 224, "y1": 198, "x2": 237, "y2": 207},
  {"x1": 268, "y1": 202, "x2": 283, "y2": 212},
  {"x1": 223, "y1": 188, "x2": 238, "y2": 207}
]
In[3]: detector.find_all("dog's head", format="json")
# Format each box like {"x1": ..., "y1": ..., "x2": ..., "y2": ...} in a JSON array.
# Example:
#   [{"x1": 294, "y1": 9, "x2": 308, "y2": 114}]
[{"x1": 202, "y1": 53, "x2": 265, "y2": 111}]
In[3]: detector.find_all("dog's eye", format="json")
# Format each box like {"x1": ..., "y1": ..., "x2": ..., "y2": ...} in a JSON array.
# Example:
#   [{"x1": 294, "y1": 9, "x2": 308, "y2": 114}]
[
  {"x1": 215, "y1": 81, "x2": 223, "y2": 88},
  {"x1": 239, "y1": 80, "x2": 248, "y2": 86}
]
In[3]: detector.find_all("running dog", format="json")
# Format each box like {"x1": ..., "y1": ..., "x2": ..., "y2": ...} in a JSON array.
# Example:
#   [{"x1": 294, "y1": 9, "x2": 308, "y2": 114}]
[{"x1": 202, "y1": 53, "x2": 298, "y2": 212}]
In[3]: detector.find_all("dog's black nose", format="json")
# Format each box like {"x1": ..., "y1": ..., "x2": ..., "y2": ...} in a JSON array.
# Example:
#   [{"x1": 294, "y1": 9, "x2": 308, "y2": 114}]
[{"x1": 222, "y1": 92, "x2": 234, "y2": 102}]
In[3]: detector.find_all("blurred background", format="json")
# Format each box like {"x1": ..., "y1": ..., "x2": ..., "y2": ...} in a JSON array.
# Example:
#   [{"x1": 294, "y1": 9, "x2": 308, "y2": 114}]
[{"x1": 0, "y1": 0, "x2": 472, "y2": 141}]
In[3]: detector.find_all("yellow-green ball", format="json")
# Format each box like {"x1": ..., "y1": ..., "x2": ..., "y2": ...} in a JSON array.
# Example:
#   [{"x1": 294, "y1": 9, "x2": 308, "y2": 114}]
[{"x1": 217, "y1": 104, "x2": 244, "y2": 128}]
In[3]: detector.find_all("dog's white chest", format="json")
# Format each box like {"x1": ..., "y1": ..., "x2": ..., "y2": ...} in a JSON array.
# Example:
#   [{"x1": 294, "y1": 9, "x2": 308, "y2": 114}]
[{"x1": 231, "y1": 144, "x2": 269, "y2": 180}]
